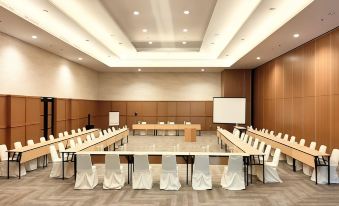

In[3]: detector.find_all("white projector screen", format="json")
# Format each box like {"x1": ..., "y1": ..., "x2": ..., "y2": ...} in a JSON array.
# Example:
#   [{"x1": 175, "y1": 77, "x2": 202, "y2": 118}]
[
  {"x1": 109, "y1": 111, "x2": 119, "y2": 126},
  {"x1": 213, "y1": 97, "x2": 246, "y2": 124}
]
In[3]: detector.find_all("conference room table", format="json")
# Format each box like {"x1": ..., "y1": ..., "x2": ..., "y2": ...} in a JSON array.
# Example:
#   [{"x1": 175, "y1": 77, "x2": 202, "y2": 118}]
[
  {"x1": 216, "y1": 128, "x2": 265, "y2": 185},
  {"x1": 132, "y1": 123, "x2": 201, "y2": 136},
  {"x1": 61, "y1": 128, "x2": 129, "y2": 179},
  {"x1": 246, "y1": 129, "x2": 331, "y2": 184},
  {"x1": 6, "y1": 129, "x2": 99, "y2": 179}
]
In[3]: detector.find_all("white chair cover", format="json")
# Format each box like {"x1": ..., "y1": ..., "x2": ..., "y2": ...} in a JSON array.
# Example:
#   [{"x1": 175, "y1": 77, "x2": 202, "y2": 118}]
[
  {"x1": 82, "y1": 127, "x2": 86, "y2": 132},
  {"x1": 240, "y1": 133, "x2": 245, "y2": 141},
  {"x1": 295, "y1": 139, "x2": 306, "y2": 170},
  {"x1": 58, "y1": 133, "x2": 63, "y2": 138},
  {"x1": 69, "y1": 139, "x2": 76, "y2": 148},
  {"x1": 311, "y1": 149, "x2": 339, "y2": 184},
  {"x1": 132, "y1": 155, "x2": 153, "y2": 189},
  {"x1": 258, "y1": 142, "x2": 266, "y2": 153},
  {"x1": 26, "y1": 140, "x2": 38, "y2": 171},
  {"x1": 252, "y1": 139, "x2": 259, "y2": 149},
  {"x1": 157, "y1": 122, "x2": 165, "y2": 136},
  {"x1": 276, "y1": 133, "x2": 282, "y2": 139},
  {"x1": 167, "y1": 122, "x2": 176, "y2": 136},
  {"x1": 257, "y1": 149, "x2": 282, "y2": 183},
  {"x1": 90, "y1": 133, "x2": 96, "y2": 140},
  {"x1": 233, "y1": 129, "x2": 240, "y2": 138},
  {"x1": 160, "y1": 155, "x2": 181, "y2": 190},
  {"x1": 71, "y1": 130, "x2": 76, "y2": 135},
  {"x1": 221, "y1": 155, "x2": 245, "y2": 190},
  {"x1": 77, "y1": 128, "x2": 82, "y2": 133},
  {"x1": 243, "y1": 135, "x2": 249, "y2": 143},
  {"x1": 49, "y1": 145, "x2": 73, "y2": 178},
  {"x1": 303, "y1": 142, "x2": 317, "y2": 176},
  {"x1": 77, "y1": 137, "x2": 83, "y2": 145},
  {"x1": 49, "y1": 135, "x2": 55, "y2": 140},
  {"x1": 286, "y1": 136, "x2": 296, "y2": 165},
  {"x1": 63, "y1": 131, "x2": 69, "y2": 137},
  {"x1": 58, "y1": 142, "x2": 72, "y2": 161},
  {"x1": 279, "y1": 134, "x2": 289, "y2": 159},
  {"x1": 247, "y1": 136, "x2": 253, "y2": 146},
  {"x1": 86, "y1": 135, "x2": 91, "y2": 142},
  {"x1": 103, "y1": 130, "x2": 108, "y2": 136},
  {"x1": 139, "y1": 122, "x2": 147, "y2": 136},
  {"x1": 0, "y1": 144, "x2": 26, "y2": 177},
  {"x1": 74, "y1": 154, "x2": 98, "y2": 189},
  {"x1": 192, "y1": 155, "x2": 212, "y2": 190},
  {"x1": 38, "y1": 137, "x2": 47, "y2": 167},
  {"x1": 103, "y1": 154, "x2": 125, "y2": 189},
  {"x1": 269, "y1": 131, "x2": 274, "y2": 135}
]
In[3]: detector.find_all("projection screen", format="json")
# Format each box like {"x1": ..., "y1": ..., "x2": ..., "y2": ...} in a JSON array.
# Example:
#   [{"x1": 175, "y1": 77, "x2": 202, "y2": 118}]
[{"x1": 213, "y1": 97, "x2": 246, "y2": 124}]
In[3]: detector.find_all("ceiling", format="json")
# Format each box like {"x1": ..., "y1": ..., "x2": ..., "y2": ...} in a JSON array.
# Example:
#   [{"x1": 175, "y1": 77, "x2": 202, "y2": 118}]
[{"x1": 0, "y1": 0, "x2": 338, "y2": 72}]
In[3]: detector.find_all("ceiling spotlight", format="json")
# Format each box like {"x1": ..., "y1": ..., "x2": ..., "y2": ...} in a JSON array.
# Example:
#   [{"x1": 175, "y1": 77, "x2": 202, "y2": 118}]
[
  {"x1": 133, "y1": 11, "x2": 140, "y2": 15},
  {"x1": 148, "y1": 41, "x2": 153, "y2": 44},
  {"x1": 182, "y1": 28, "x2": 188, "y2": 32},
  {"x1": 85, "y1": 39, "x2": 90, "y2": 42},
  {"x1": 78, "y1": 57, "x2": 83, "y2": 60},
  {"x1": 182, "y1": 41, "x2": 187, "y2": 45},
  {"x1": 269, "y1": 8, "x2": 276, "y2": 10},
  {"x1": 43, "y1": 9, "x2": 48, "y2": 12},
  {"x1": 293, "y1": 33, "x2": 300, "y2": 38},
  {"x1": 184, "y1": 10, "x2": 190, "y2": 15},
  {"x1": 241, "y1": 38, "x2": 245, "y2": 41},
  {"x1": 201, "y1": 68, "x2": 205, "y2": 72},
  {"x1": 210, "y1": 42, "x2": 215, "y2": 45},
  {"x1": 142, "y1": 29, "x2": 148, "y2": 33},
  {"x1": 32, "y1": 35, "x2": 37, "y2": 39},
  {"x1": 137, "y1": 68, "x2": 142, "y2": 72},
  {"x1": 256, "y1": 57, "x2": 261, "y2": 60},
  {"x1": 119, "y1": 42, "x2": 123, "y2": 45}
]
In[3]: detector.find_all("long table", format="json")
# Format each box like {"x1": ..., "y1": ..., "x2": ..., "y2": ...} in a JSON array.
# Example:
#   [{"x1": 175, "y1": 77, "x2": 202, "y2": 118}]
[
  {"x1": 132, "y1": 124, "x2": 201, "y2": 136},
  {"x1": 61, "y1": 128, "x2": 129, "y2": 179},
  {"x1": 7, "y1": 129, "x2": 99, "y2": 179},
  {"x1": 217, "y1": 128, "x2": 265, "y2": 185},
  {"x1": 246, "y1": 129, "x2": 330, "y2": 184},
  {"x1": 76, "y1": 150, "x2": 249, "y2": 186}
]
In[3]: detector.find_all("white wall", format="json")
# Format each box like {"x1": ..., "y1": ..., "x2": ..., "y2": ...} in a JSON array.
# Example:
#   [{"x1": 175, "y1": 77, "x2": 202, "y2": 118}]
[
  {"x1": 0, "y1": 33, "x2": 98, "y2": 100},
  {"x1": 98, "y1": 72, "x2": 221, "y2": 100}
]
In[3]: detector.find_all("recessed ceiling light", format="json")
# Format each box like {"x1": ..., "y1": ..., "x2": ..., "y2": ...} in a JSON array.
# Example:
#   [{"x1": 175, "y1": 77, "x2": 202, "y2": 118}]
[
  {"x1": 226, "y1": 54, "x2": 229, "y2": 56},
  {"x1": 137, "y1": 68, "x2": 142, "y2": 72},
  {"x1": 133, "y1": 11, "x2": 140, "y2": 15},
  {"x1": 256, "y1": 57, "x2": 261, "y2": 60},
  {"x1": 182, "y1": 41, "x2": 187, "y2": 45},
  {"x1": 43, "y1": 9, "x2": 48, "y2": 12},
  {"x1": 142, "y1": 29, "x2": 148, "y2": 33},
  {"x1": 241, "y1": 38, "x2": 245, "y2": 41},
  {"x1": 182, "y1": 28, "x2": 188, "y2": 32},
  {"x1": 85, "y1": 39, "x2": 90, "y2": 42},
  {"x1": 148, "y1": 41, "x2": 153, "y2": 44},
  {"x1": 119, "y1": 42, "x2": 123, "y2": 45},
  {"x1": 269, "y1": 8, "x2": 276, "y2": 10},
  {"x1": 78, "y1": 57, "x2": 83, "y2": 60},
  {"x1": 184, "y1": 10, "x2": 190, "y2": 15},
  {"x1": 293, "y1": 33, "x2": 300, "y2": 38},
  {"x1": 201, "y1": 68, "x2": 205, "y2": 72},
  {"x1": 32, "y1": 35, "x2": 37, "y2": 39},
  {"x1": 210, "y1": 42, "x2": 215, "y2": 45}
]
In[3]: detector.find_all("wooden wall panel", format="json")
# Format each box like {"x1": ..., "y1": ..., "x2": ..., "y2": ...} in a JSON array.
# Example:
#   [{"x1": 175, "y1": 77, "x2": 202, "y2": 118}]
[
  {"x1": 142, "y1": 102, "x2": 157, "y2": 116},
  {"x1": 157, "y1": 102, "x2": 168, "y2": 116},
  {"x1": 0, "y1": 129, "x2": 6, "y2": 146},
  {"x1": 167, "y1": 102, "x2": 177, "y2": 116},
  {"x1": 176, "y1": 102, "x2": 190, "y2": 116},
  {"x1": 176, "y1": 116, "x2": 190, "y2": 124},
  {"x1": 190, "y1": 117, "x2": 206, "y2": 130},
  {"x1": 10, "y1": 96, "x2": 25, "y2": 127},
  {"x1": 205, "y1": 101, "x2": 213, "y2": 117},
  {"x1": 0, "y1": 96, "x2": 7, "y2": 129},
  {"x1": 127, "y1": 102, "x2": 142, "y2": 116},
  {"x1": 26, "y1": 97, "x2": 40, "y2": 124},
  {"x1": 253, "y1": 27, "x2": 339, "y2": 150},
  {"x1": 9, "y1": 127, "x2": 25, "y2": 149},
  {"x1": 190, "y1": 101, "x2": 205, "y2": 117},
  {"x1": 111, "y1": 101, "x2": 127, "y2": 115},
  {"x1": 26, "y1": 124, "x2": 41, "y2": 143}
]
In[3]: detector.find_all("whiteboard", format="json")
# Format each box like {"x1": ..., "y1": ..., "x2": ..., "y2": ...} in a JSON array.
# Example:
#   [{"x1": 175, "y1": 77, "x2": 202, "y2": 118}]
[
  {"x1": 109, "y1": 112, "x2": 119, "y2": 126},
  {"x1": 213, "y1": 97, "x2": 246, "y2": 124}
]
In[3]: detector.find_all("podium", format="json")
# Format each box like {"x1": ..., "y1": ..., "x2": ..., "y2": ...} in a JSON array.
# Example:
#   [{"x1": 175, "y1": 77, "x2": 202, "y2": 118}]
[{"x1": 184, "y1": 128, "x2": 196, "y2": 142}]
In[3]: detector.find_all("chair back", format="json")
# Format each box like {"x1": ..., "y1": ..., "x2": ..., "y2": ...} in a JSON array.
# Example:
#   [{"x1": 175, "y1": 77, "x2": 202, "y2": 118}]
[
  {"x1": 63, "y1": 131, "x2": 69, "y2": 136},
  {"x1": 309, "y1": 142, "x2": 316, "y2": 150},
  {"x1": 27, "y1": 140, "x2": 34, "y2": 146},
  {"x1": 86, "y1": 135, "x2": 91, "y2": 142},
  {"x1": 82, "y1": 127, "x2": 86, "y2": 132},
  {"x1": 283, "y1": 134, "x2": 289, "y2": 141},
  {"x1": 289, "y1": 136, "x2": 296, "y2": 143},
  {"x1": 240, "y1": 132, "x2": 245, "y2": 141},
  {"x1": 159, "y1": 122, "x2": 165, "y2": 125},
  {"x1": 134, "y1": 154, "x2": 150, "y2": 172},
  {"x1": 264, "y1": 145, "x2": 272, "y2": 161},
  {"x1": 0, "y1": 144, "x2": 8, "y2": 161},
  {"x1": 58, "y1": 133, "x2": 63, "y2": 138},
  {"x1": 299, "y1": 139, "x2": 305, "y2": 146},
  {"x1": 276, "y1": 133, "x2": 282, "y2": 139},
  {"x1": 162, "y1": 155, "x2": 177, "y2": 172},
  {"x1": 50, "y1": 145, "x2": 59, "y2": 162},
  {"x1": 105, "y1": 154, "x2": 121, "y2": 172},
  {"x1": 40, "y1": 137, "x2": 46, "y2": 143},
  {"x1": 269, "y1": 131, "x2": 274, "y2": 135},
  {"x1": 77, "y1": 128, "x2": 82, "y2": 133},
  {"x1": 108, "y1": 128, "x2": 112, "y2": 133},
  {"x1": 243, "y1": 135, "x2": 249, "y2": 143},
  {"x1": 70, "y1": 139, "x2": 76, "y2": 148},
  {"x1": 90, "y1": 133, "x2": 96, "y2": 140},
  {"x1": 227, "y1": 156, "x2": 243, "y2": 173},
  {"x1": 103, "y1": 130, "x2": 108, "y2": 135},
  {"x1": 71, "y1": 129, "x2": 76, "y2": 135},
  {"x1": 141, "y1": 121, "x2": 147, "y2": 124},
  {"x1": 319, "y1": 145, "x2": 327, "y2": 153},
  {"x1": 169, "y1": 121, "x2": 175, "y2": 125},
  {"x1": 77, "y1": 154, "x2": 93, "y2": 173},
  {"x1": 272, "y1": 149, "x2": 281, "y2": 166},
  {"x1": 330, "y1": 149, "x2": 339, "y2": 166},
  {"x1": 14, "y1": 142, "x2": 22, "y2": 149},
  {"x1": 58, "y1": 142, "x2": 66, "y2": 152},
  {"x1": 252, "y1": 139, "x2": 259, "y2": 149},
  {"x1": 258, "y1": 141, "x2": 265, "y2": 152},
  {"x1": 194, "y1": 155, "x2": 210, "y2": 176},
  {"x1": 77, "y1": 137, "x2": 82, "y2": 145},
  {"x1": 247, "y1": 136, "x2": 253, "y2": 146},
  {"x1": 185, "y1": 121, "x2": 191, "y2": 125}
]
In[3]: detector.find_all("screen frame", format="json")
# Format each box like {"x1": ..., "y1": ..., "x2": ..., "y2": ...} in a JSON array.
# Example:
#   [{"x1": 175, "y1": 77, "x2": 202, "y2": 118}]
[{"x1": 212, "y1": 97, "x2": 246, "y2": 124}]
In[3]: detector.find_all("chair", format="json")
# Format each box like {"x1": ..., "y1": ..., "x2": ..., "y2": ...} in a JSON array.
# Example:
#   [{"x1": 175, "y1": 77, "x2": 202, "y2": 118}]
[
  {"x1": 252, "y1": 139, "x2": 259, "y2": 149},
  {"x1": 103, "y1": 154, "x2": 125, "y2": 189},
  {"x1": 40, "y1": 137, "x2": 46, "y2": 143},
  {"x1": 63, "y1": 131, "x2": 69, "y2": 137},
  {"x1": 74, "y1": 154, "x2": 98, "y2": 189},
  {"x1": 58, "y1": 133, "x2": 63, "y2": 138},
  {"x1": 90, "y1": 133, "x2": 96, "y2": 140},
  {"x1": 38, "y1": 137, "x2": 47, "y2": 167},
  {"x1": 310, "y1": 145, "x2": 327, "y2": 180},
  {"x1": 71, "y1": 129, "x2": 76, "y2": 135},
  {"x1": 256, "y1": 148, "x2": 282, "y2": 183},
  {"x1": 278, "y1": 134, "x2": 289, "y2": 159},
  {"x1": 108, "y1": 128, "x2": 113, "y2": 133},
  {"x1": 49, "y1": 145, "x2": 73, "y2": 178},
  {"x1": 185, "y1": 121, "x2": 191, "y2": 125},
  {"x1": 240, "y1": 132, "x2": 245, "y2": 141},
  {"x1": 243, "y1": 134, "x2": 249, "y2": 143},
  {"x1": 295, "y1": 139, "x2": 306, "y2": 170},
  {"x1": 86, "y1": 135, "x2": 91, "y2": 142},
  {"x1": 276, "y1": 133, "x2": 282, "y2": 139},
  {"x1": 77, "y1": 137, "x2": 83, "y2": 145},
  {"x1": 157, "y1": 122, "x2": 165, "y2": 136},
  {"x1": 311, "y1": 149, "x2": 339, "y2": 184},
  {"x1": 139, "y1": 122, "x2": 147, "y2": 136},
  {"x1": 160, "y1": 155, "x2": 181, "y2": 190},
  {"x1": 303, "y1": 142, "x2": 317, "y2": 176},
  {"x1": 233, "y1": 129, "x2": 240, "y2": 138},
  {"x1": 286, "y1": 136, "x2": 296, "y2": 165},
  {"x1": 58, "y1": 142, "x2": 72, "y2": 161},
  {"x1": 69, "y1": 139, "x2": 76, "y2": 148},
  {"x1": 269, "y1": 131, "x2": 274, "y2": 135},
  {"x1": 221, "y1": 155, "x2": 245, "y2": 190},
  {"x1": 247, "y1": 136, "x2": 253, "y2": 146},
  {"x1": 77, "y1": 128, "x2": 82, "y2": 133},
  {"x1": 167, "y1": 121, "x2": 176, "y2": 136},
  {"x1": 258, "y1": 142, "x2": 266, "y2": 153},
  {"x1": 26, "y1": 140, "x2": 38, "y2": 171},
  {"x1": 49, "y1": 135, "x2": 55, "y2": 140},
  {"x1": 132, "y1": 155, "x2": 152, "y2": 189},
  {"x1": 0, "y1": 144, "x2": 26, "y2": 177},
  {"x1": 82, "y1": 127, "x2": 86, "y2": 132},
  {"x1": 103, "y1": 130, "x2": 108, "y2": 136},
  {"x1": 192, "y1": 155, "x2": 212, "y2": 190}
]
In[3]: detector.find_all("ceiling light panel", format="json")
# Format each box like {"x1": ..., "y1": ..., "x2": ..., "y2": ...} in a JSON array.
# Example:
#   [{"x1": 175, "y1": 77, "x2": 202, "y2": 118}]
[
  {"x1": 219, "y1": 0, "x2": 313, "y2": 66},
  {"x1": 0, "y1": 0, "x2": 117, "y2": 66},
  {"x1": 49, "y1": 0, "x2": 135, "y2": 58}
]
